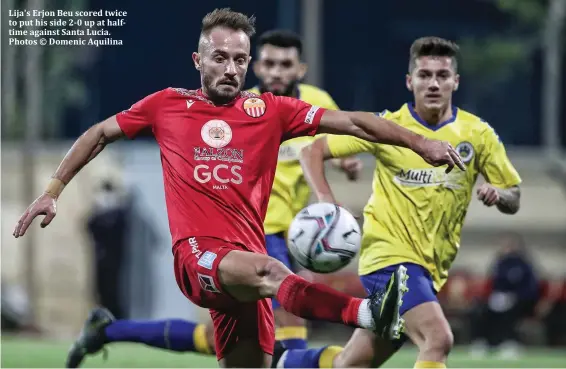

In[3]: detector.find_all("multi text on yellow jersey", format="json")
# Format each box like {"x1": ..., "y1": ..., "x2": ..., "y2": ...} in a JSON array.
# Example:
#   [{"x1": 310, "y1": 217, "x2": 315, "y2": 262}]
[
  {"x1": 327, "y1": 103, "x2": 521, "y2": 291},
  {"x1": 248, "y1": 84, "x2": 339, "y2": 235}
]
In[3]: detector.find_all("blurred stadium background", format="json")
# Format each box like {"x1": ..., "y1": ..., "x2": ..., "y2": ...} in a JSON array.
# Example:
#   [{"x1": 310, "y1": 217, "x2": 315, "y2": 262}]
[{"x1": 1, "y1": 0, "x2": 566, "y2": 367}]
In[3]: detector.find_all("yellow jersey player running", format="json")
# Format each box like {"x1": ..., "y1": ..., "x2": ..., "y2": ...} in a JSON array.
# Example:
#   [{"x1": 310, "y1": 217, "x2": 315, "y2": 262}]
[
  {"x1": 64, "y1": 29, "x2": 361, "y2": 367},
  {"x1": 273, "y1": 37, "x2": 521, "y2": 369}
]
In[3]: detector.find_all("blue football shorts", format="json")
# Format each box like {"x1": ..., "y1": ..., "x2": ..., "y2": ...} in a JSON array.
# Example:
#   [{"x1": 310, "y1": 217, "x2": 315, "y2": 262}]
[{"x1": 360, "y1": 262, "x2": 438, "y2": 346}]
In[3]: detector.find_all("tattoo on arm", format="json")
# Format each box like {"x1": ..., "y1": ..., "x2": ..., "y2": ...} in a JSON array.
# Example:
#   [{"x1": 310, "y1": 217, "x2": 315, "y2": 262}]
[{"x1": 496, "y1": 186, "x2": 521, "y2": 214}]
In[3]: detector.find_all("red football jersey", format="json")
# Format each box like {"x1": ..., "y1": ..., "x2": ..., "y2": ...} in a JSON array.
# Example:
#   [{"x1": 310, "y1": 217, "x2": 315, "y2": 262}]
[{"x1": 116, "y1": 88, "x2": 325, "y2": 254}]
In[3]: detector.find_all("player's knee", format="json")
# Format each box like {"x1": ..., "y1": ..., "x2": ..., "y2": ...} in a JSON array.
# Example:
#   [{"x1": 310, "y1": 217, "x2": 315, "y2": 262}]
[
  {"x1": 406, "y1": 302, "x2": 453, "y2": 358},
  {"x1": 256, "y1": 256, "x2": 293, "y2": 298},
  {"x1": 422, "y1": 325, "x2": 454, "y2": 356}
]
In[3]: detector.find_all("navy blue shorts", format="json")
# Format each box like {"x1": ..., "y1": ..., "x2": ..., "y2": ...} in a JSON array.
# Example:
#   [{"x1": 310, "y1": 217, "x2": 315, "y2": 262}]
[
  {"x1": 265, "y1": 232, "x2": 292, "y2": 310},
  {"x1": 360, "y1": 263, "x2": 438, "y2": 345}
]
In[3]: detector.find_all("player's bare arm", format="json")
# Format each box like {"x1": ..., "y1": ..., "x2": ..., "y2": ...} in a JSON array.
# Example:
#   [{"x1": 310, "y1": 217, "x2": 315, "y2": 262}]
[
  {"x1": 477, "y1": 183, "x2": 521, "y2": 214},
  {"x1": 300, "y1": 136, "x2": 342, "y2": 204},
  {"x1": 318, "y1": 110, "x2": 465, "y2": 173},
  {"x1": 13, "y1": 116, "x2": 125, "y2": 238}
]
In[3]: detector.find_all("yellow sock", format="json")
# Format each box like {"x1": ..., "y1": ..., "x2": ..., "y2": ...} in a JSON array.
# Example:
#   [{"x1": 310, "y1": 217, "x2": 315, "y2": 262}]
[
  {"x1": 193, "y1": 323, "x2": 213, "y2": 354},
  {"x1": 414, "y1": 361, "x2": 446, "y2": 368},
  {"x1": 275, "y1": 326, "x2": 308, "y2": 349},
  {"x1": 275, "y1": 326, "x2": 308, "y2": 341},
  {"x1": 319, "y1": 345, "x2": 343, "y2": 368}
]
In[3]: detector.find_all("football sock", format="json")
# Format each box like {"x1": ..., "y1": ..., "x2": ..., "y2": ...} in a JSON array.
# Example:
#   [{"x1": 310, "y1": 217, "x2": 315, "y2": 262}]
[
  {"x1": 276, "y1": 274, "x2": 374, "y2": 330},
  {"x1": 275, "y1": 326, "x2": 308, "y2": 349},
  {"x1": 278, "y1": 346, "x2": 342, "y2": 368},
  {"x1": 414, "y1": 361, "x2": 447, "y2": 368},
  {"x1": 104, "y1": 319, "x2": 213, "y2": 354}
]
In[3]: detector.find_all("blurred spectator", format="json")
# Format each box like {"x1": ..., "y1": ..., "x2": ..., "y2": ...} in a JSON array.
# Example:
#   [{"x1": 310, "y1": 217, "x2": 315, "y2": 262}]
[
  {"x1": 469, "y1": 233, "x2": 540, "y2": 358},
  {"x1": 86, "y1": 179, "x2": 131, "y2": 319}
]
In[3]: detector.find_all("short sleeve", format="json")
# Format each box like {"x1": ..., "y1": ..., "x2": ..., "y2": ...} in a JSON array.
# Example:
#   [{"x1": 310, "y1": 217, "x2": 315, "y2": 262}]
[
  {"x1": 276, "y1": 96, "x2": 326, "y2": 141},
  {"x1": 327, "y1": 135, "x2": 377, "y2": 158},
  {"x1": 477, "y1": 124, "x2": 522, "y2": 188},
  {"x1": 116, "y1": 89, "x2": 166, "y2": 139}
]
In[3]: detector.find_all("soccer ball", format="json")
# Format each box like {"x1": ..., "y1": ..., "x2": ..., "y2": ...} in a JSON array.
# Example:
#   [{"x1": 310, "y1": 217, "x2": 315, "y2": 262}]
[{"x1": 287, "y1": 203, "x2": 361, "y2": 273}]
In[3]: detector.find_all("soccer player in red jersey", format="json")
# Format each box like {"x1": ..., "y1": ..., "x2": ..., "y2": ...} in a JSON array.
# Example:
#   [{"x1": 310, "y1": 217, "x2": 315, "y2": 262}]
[{"x1": 13, "y1": 8, "x2": 464, "y2": 368}]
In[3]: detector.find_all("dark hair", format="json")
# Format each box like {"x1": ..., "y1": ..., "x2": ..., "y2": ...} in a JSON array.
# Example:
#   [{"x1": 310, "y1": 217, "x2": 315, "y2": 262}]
[
  {"x1": 258, "y1": 29, "x2": 303, "y2": 56},
  {"x1": 409, "y1": 36, "x2": 459, "y2": 72},
  {"x1": 201, "y1": 8, "x2": 256, "y2": 37}
]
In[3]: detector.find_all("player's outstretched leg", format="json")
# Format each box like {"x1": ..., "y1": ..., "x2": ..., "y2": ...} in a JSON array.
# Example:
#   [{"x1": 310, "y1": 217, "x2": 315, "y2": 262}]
[
  {"x1": 218, "y1": 251, "x2": 409, "y2": 340},
  {"x1": 274, "y1": 264, "x2": 452, "y2": 368},
  {"x1": 174, "y1": 241, "x2": 408, "y2": 368},
  {"x1": 270, "y1": 266, "x2": 409, "y2": 368},
  {"x1": 66, "y1": 308, "x2": 215, "y2": 367}
]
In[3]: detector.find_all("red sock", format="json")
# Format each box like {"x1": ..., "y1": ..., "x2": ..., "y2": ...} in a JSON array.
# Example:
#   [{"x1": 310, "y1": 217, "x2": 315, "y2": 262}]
[{"x1": 276, "y1": 274, "x2": 362, "y2": 327}]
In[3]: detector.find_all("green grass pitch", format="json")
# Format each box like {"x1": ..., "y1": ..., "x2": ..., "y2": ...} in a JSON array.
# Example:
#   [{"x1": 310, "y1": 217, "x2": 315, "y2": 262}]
[{"x1": 2, "y1": 336, "x2": 565, "y2": 368}]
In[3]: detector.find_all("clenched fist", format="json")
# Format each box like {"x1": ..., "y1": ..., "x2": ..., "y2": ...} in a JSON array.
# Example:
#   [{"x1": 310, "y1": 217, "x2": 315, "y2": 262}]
[
  {"x1": 477, "y1": 183, "x2": 500, "y2": 207},
  {"x1": 339, "y1": 157, "x2": 363, "y2": 181}
]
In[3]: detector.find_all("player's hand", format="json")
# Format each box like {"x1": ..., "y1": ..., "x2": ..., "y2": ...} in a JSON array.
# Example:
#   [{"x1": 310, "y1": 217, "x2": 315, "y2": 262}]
[
  {"x1": 414, "y1": 137, "x2": 465, "y2": 173},
  {"x1": 477, "y1": 183, "x2": 500, "y2": 207},
  {"x1": 13, "y1": 193, "x2": 57, "y2": 238},
  {"x1": 339, "y1": 157, "x2": 363, "y2": 181}
]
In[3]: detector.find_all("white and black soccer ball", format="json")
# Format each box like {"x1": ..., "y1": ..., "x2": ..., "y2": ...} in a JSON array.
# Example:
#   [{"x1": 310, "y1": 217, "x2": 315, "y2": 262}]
[{"x1": 287, "y1": 203, "x2": 361, "y2": 273}]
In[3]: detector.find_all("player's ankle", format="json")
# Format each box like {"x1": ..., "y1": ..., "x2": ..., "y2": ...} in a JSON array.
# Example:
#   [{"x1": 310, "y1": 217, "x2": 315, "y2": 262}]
[
  {"x1": 416, "y1": 349, "x2": 450, "y2": 365},
  {"x1": 355, "y1": 299, "x2": 375, "y2": 330},
  {"x1": 414, "y1": 360, "x2": 447, "y2": 368}
]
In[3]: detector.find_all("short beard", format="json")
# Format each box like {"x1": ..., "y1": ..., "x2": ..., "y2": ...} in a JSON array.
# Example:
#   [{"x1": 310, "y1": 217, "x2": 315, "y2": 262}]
[
  {"x1": 258, "y1": 80, "x2": 299, "y2": 97},
  {"x1": 202, "y1": 72, "x2": 240, "y2": 105}
]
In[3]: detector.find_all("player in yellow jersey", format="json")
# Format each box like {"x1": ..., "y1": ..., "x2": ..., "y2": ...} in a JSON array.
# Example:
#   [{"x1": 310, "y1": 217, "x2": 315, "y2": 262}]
[
  {"x1": 65, "y1": 29, "x2": 361, "y2": 367},
  {"x1": 273, "y1": 37, "x2": 521, "y2": 369}
]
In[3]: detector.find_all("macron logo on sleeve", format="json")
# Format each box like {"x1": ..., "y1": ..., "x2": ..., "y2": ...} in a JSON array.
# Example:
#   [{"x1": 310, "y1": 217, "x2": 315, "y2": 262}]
[{"x1": 305, "y1": 106, "x2": 320, "y2": 124}]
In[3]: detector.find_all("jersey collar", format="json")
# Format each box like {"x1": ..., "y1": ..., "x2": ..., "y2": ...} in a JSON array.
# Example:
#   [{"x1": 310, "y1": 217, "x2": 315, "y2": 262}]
[
  {"x1": 196, "y1": 88, "x2": 241, "y2": 106},
  {"x1": 407, "y1": 102, "x2": 458, "y2": 131}
]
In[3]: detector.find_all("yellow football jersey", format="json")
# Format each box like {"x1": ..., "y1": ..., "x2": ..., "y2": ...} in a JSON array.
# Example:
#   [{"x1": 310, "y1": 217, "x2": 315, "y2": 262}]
[
  {"x1": 248, "y1": 84, "x2": 339, "y2": 234},
  {"x1": 327, "y1": 103, "x2": 521, "y2": 291}
]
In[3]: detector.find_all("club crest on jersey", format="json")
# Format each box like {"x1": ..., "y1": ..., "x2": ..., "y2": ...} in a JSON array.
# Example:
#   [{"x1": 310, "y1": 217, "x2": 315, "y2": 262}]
[
  {"x1": 243, "y1": 97, "x2": 266, "y2": 118},
  {"x1": 455, "y1": 142, "x2": 474, "y2": 163},
  {"x1": 201, "y1": 120, "x2": 232, "y2": 148}
]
